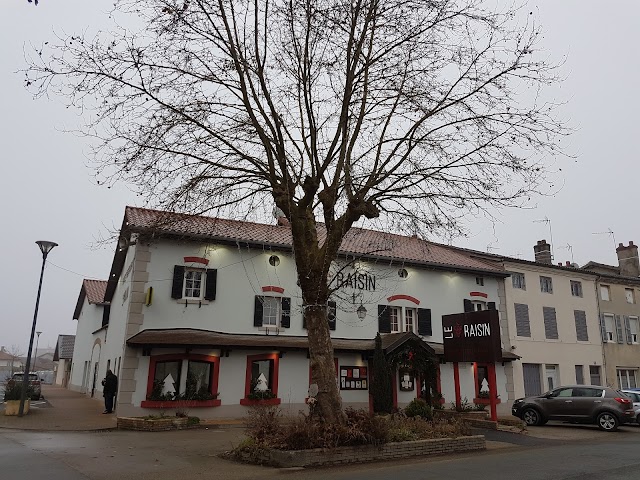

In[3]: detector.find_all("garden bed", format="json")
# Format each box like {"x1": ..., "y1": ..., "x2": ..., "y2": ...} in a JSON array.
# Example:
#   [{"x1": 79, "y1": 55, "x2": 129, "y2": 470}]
[
  {"x1": 256, "y1": 436, "x2": 486, "y2": 468},
  {"x1": 117, "y1": 416, "x2": 200, "y2": 431}
]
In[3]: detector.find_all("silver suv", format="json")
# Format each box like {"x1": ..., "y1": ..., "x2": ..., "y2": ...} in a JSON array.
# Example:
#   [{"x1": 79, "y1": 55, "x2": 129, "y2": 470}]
[{"x1": 512, "y1": 385, "x2": 634, "y2": 431}]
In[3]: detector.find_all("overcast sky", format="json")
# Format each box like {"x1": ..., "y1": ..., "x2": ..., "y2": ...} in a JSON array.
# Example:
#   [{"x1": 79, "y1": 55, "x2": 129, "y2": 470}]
[{"x1": 1, "y1": 1, "x2": 638, "y2": 353}]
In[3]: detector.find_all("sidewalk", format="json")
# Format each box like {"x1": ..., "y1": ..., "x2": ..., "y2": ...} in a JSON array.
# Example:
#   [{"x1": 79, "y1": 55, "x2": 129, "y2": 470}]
[{"x1": 0, "y1": 385, "x2": 117, "y2": 431}]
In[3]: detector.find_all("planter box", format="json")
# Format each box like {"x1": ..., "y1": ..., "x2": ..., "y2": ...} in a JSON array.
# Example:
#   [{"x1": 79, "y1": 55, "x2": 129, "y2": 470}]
[
  {"x1": 4, "y1": 400, "x2": 30, "y2": 416},
  {"x1": 140, "y1": 399, "x2": 221, "y2": 408},
  {"x1": 261, "y1": 435, "x2": 486, "y2": 468},
  {"x1": 473, "y1": 397, "x2": 501, "y2": 405},
  {"x1": 117, "y1": 416, "x2": 189, "y2": 431},
  {"x1": 434, "y1": 410, "x2": 489, "y2": 420}
]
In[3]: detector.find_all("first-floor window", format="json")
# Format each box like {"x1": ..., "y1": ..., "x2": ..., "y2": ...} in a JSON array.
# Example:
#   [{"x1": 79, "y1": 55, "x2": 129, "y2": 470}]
[
  {"x1": 618, "y1": 369, "x2": 638, "y2": 389},
  {"x1": 405, "y1": 308, "x2": 415, "y2": 333},
  {"x1": 390, "y1": 307, "x2": 401, "y2": 332},
  {"x1": 604, "y1": 314, "x2": 615, "y2": 342},
  {"x1": 629, "y1": 316, "x2": 639, "y2": 344},
  {"x1": 262, "y1": 297, "x2": 280, "y2": 326},
  {"x1": 589, "y1": 365, "x2": 601, "y2": 385},
  {"x1": 472, "y1": 300, "x2": 486, "y2": 311},
  {"x1": 184, "y1": 269, "x2": 204, "y2": 299}
]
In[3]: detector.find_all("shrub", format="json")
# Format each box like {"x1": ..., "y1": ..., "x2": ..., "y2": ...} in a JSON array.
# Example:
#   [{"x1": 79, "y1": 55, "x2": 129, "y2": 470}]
[
  {"x1": 3, "y1": 382, "x2": 33, "y2": 401},
  {"x1": 404, "y1": 398, "x2": 433, "y2": 419},
  {"x1": 245, "y1": 405, "x2": 282, "y2": 443},
  {"x1": 187, "y1": 416, "x2": 200, "y2": 426}
]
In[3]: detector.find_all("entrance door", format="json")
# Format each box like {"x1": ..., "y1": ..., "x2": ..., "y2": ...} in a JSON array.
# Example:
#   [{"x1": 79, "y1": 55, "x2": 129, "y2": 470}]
[
  {"x1": 523, "y1": 363, "x2": 542, "y2": 397},
  {"x1": 545, "y1": 365, "x2": 558, "y2": 392}
]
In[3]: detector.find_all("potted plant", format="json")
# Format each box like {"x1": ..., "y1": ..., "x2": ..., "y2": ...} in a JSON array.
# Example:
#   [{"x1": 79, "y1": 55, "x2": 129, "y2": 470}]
[{"x1": 4, "y1": 381, "x2": 34, "y2": 416}]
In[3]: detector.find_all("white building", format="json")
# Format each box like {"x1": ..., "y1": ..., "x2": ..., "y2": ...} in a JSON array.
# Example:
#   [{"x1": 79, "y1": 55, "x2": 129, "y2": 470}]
[{"x1": 69, "y1": 206, "x2": 518, "y2": 418}]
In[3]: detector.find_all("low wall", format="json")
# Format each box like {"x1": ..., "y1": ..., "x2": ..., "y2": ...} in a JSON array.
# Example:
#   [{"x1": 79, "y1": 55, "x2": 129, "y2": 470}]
[
  {"x1": 117, "y1": 416, "x2": 188, "y2": 431},
  {"x1": 265, "y1": 435, "x2": 486, "y2": 468}
]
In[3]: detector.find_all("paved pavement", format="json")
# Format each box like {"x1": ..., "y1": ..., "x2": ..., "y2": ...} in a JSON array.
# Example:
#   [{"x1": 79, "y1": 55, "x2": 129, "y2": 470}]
[{"x1": 0, "y1": 385, "x2": 117, "y2": 431}]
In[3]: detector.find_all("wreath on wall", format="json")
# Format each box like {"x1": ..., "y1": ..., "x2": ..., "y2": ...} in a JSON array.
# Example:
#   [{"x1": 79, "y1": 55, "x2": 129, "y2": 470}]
[{"x1": 387, "y1": 342, "x2": 439, "y2": 407}]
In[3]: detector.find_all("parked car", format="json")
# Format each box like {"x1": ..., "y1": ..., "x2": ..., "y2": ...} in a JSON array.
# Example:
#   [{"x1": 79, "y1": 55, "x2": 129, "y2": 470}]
[
  {"x1": 7, "y1": 373, "x2": 41, "y2": 401},
  {"x1": 512, "y1": 385, "x2": 634, "y2": 432},
  {"x1": 621, "y1": 390, "x2": 640, "y2": 424}
]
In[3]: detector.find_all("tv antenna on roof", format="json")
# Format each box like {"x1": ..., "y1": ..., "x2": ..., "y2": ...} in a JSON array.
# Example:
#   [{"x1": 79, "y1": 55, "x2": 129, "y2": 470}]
[
  {"x1": 533, "y1": 216, "x2": 554, "y2": 261},
  {"x1": 592, "y1": 229, "x2": 616, "y2": 251},
  {"x1": 559, "y1": 243, "x2": 574, "y2": 264}
]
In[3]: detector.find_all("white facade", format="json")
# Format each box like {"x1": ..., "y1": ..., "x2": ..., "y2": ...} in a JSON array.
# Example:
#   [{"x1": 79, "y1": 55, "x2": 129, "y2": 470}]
[
  {"x1": 70, "y1": 209, "x2": 516, "y2": 418},
  {"x1": 502, "y1": 260, "x2": 603, "y2": 399}
]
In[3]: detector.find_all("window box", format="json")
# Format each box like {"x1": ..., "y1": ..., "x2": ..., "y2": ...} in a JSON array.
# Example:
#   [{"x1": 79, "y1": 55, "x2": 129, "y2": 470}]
[{"x1": 141, "y1": 399, "x2": 222, "y2": 408}]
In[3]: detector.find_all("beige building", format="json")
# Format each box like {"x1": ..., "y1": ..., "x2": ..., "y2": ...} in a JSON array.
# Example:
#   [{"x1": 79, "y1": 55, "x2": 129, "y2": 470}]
[{"x1": 583, "y1": 242, "x2": 640, "y2": 390}]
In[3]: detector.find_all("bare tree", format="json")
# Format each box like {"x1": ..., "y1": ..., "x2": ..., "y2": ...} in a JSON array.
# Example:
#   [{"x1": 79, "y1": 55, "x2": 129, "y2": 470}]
[{"x1": 26, "y1": 0, "x2": 566, "y2": 423}]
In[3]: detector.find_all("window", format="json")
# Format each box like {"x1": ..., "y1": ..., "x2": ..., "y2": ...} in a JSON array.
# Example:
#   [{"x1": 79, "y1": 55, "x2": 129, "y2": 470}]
[
  {"x1": 629, "y1": 316, "x2": 639, "y2": 344},
  {"x1": 574, "y1": 310, "x2": 588, "y2": 341},
  {"x1": 475, "y1": 364, "x2": 490, "y2": 397},
  {"x1": 600, "y1": 285, "x2": 611, "y2": 301},
  {"x1": 511, "y1": 272, "x2": 526, "y2": 290},
  {"x1": 390, "y1": 307, "x2": 401, "y2": 333},
  {"x1": 404, "y1": 308, "x2": 415, "y2": 333},
  {"x1": 241, "y1": 353, "x2": 280, "y2": 404},
  {"x1": 184, "y1": 269, "x2": 204, "y2": 299},
  {"x1": 472, "y1": 300, "x2": 486, "y2": 311},
  {"x1": 514, "y1": 303, "x2": 531, "y2": 337},
  {"x1": 604, "y1": 314, "x2": 615, "y2": 342},
  {"x1": 171, "y1": 265, "x2": 217, "y2": 301},
  {"x1": 626, "y1": 288, "x2": 636, "y2": 304},
  {"x1": 254, "y1": 296, "x2": 291, "y2": 329},
  {"x1": 475, "y1": 277, "x2": 484, "y2": 286},
  {"x1": 617, "y1": 369, "x2": 638, "y2": 390},
  {"x1": 575, "y1": 365, "x2": 584, "y2": 385},
  {"x1": 143, "y1": 354, "x2": 220, "y2": 406},
  {"x1": 570, "y1": 281, "x2": 583, "y2": 297},
  {"x1": 589, "y1": 365, "x2": 601, "y2": 385},
  {"x1": 540, "y1": 276, "x2": 553, "y2": 294},
  {"x1": 545, "y1": 365, "x2": 558, "y2": 391}
]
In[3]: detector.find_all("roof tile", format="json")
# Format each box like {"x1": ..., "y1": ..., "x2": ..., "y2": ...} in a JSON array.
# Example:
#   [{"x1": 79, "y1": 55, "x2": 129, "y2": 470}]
[{"x1": 84, "y1": 279, "x2": 108, "y2": 304}]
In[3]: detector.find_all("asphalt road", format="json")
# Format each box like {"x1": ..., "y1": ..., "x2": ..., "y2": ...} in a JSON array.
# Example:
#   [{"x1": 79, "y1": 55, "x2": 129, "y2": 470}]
[{"x1": 2, "y1": 426, "x2": 640, "y2": 480}]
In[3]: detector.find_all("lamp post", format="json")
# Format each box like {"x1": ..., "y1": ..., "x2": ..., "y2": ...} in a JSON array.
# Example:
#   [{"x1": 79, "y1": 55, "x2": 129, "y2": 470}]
[
  {"x1": 33, "y1": 331, "x2": 42, "y2": 372},
  {"x1": 19, "y1": 240, "x2": 57, "y2": 417}
]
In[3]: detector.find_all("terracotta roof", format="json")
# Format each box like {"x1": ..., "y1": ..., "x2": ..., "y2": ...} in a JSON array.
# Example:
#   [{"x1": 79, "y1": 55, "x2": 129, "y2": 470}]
[
  {"x1": 0, "y1": 351, "x2": 15, "y2": 361},
  {"x1": 73, "y1": 279, "x2": 108, "y2": 320},
  {"x1": 126, "y1": 328, "x2": 518, "y2": 360},
  {"x1": 53, "y1": 335, "x2": 76, "y2": 361},
  {"x1": 84, "y1": 280, "x2": 108, "y2": 304},
  {"x1": 123, "y1": 206, "x2": 504, "y2": 275}
]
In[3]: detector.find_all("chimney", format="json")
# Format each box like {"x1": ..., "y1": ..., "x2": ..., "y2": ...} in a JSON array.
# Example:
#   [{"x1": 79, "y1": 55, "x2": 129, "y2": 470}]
[
  {"x1": 534, "y1": 240, "x2": 552, "y2": 264},
  {"x1": 617, "y1": 241, "x2": 639, "y2": 277}
]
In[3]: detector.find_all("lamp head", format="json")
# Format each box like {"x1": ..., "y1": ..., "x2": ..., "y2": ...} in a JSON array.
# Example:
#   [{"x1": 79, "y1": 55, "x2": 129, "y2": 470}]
[
  {"x1": 356, "y1": 304, "x2": 367, "y2": 320},
  {"x1": 36, "y1": 240, "x2": 58, "y2": 256}
]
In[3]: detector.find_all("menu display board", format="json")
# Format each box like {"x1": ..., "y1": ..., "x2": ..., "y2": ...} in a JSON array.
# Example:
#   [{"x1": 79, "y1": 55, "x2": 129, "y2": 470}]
[{"x1": 340, "y1": 366, "x2": 368, "y2": 390}]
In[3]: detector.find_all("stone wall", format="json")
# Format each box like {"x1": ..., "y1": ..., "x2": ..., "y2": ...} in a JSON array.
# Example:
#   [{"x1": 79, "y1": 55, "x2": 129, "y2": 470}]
[
  {"x1": 265, "y1": 435, "x2": 485, "y2": 468},
  {"x1": 117, "y1": 416, "x2": 188, "y2": 431}
]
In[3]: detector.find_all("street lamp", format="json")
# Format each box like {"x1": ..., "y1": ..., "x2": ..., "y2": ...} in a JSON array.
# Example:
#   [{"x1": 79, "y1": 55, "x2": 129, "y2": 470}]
[
  {"x1": 19, "y1": 240, "x2": 57, "y2": 417},
  {"x1": 33, "y1": 331, "x2": 42, "y2": 372}
]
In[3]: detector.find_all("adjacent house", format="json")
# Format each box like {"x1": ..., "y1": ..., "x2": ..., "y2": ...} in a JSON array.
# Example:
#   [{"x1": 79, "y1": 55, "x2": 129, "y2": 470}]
[
  {"x1": 53, "y1": 335, "x2": 76, "y2": 387},
  {"x1": 582, "y1": 242, "x2": 640, "y2": 390},
  {"x1": 0, "y1": 347, "x2": 23, "y2": 381},
  {"x1": 69, "y1": 206, "x2": 518, "y2": 418}
]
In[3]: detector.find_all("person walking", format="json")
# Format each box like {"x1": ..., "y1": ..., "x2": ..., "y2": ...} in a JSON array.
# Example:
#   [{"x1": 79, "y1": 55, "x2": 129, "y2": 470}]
[{"x1": 101, "y1": 369, "x2": 118, "y2": 414}]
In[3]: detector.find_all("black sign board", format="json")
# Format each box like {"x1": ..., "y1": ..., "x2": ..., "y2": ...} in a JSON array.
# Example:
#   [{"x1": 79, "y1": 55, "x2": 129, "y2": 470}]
[{"x1": 442, "y1": 310, "x2": 501, "y2": 363}]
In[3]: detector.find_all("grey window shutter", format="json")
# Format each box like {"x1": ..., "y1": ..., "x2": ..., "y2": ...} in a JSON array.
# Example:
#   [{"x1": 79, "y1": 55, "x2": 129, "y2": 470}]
[
  {"x1": 254, "y1": 296, "x2": 264, "y2": 327},
  {"x1": 487, "y1": 302, "x2": 496, "y2": 311},
  {"x1": 463, "y1": 299, "x2": 474, "y2": 312},
  {"x1": 624, "y1": 315, "x2": 632, "y2": 344},
  {"x1": 574, "y1": 310, "x2": 588, "y2": 342},
  {"x1": 599, "y1": 314, "x2": 608, "y2": 343},
  {"x1": 378, "y1": 305, "x2": 391, "y2": 333},
  {"x1": 514, "y1": 303, "x2": 531, "y2": 337},
  {"x1": 204, "y1": 269, "x2": 217, "y2": 301},
  {"x1": 615, "y1": 315, "x2": 624, "y2": 343},
  {"x1": 171, "y1": 265, "x2": 185, "y2": 299},
  {"x1": 328, "y1": 301, "x2": 337, "y2": 331},
  {"x1": 280, "y1": 297, "x2": 291, "y2": 328},
  {"x1": 417, "y1": 308, "x2": 432, "y2": 336},
  {"x1": 543, "y1": 306, "x2": 558, "y2": 340}
]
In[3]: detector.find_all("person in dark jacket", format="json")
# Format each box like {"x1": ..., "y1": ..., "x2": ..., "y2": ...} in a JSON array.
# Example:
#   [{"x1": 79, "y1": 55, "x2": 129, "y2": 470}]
[{"x1": 101, "y1": 369, "x2": 118, "y2": 414}]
